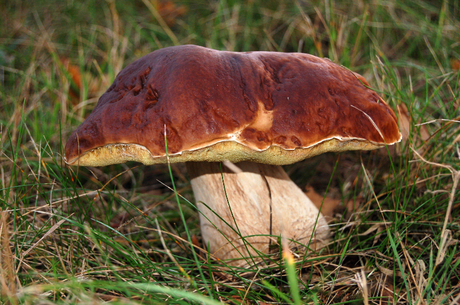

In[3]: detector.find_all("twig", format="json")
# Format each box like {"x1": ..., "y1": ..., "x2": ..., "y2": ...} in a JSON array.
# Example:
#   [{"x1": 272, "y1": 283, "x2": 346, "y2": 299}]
[
  {"x1": 411, "y1": 148, "x2": 459, "y2": 266},
  {"x1": 416, "y1": 118, "x2": 460, "y2": 126}
]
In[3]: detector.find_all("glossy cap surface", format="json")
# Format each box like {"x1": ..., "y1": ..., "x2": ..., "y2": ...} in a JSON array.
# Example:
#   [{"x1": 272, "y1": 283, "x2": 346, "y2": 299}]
[{"x1": 65, "y1": 45, "x2": 401, "y2": 166}]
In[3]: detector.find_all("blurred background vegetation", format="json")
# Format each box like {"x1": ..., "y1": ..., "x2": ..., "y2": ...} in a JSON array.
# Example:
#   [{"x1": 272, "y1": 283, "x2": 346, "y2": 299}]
[{"x1": 0, "y1": 0, "x2": 459, "y2": 304}]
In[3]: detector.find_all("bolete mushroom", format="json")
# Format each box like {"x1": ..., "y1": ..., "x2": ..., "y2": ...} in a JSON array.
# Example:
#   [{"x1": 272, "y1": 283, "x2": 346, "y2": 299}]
[{"x1": 65, "y1": 45, "x2": 401, "y2": 266}]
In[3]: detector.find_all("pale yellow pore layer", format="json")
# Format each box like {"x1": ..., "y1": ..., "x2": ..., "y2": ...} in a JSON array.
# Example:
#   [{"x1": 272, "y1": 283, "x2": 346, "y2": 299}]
[{"x1": 65, "y1": 137, "x2": 389, "y2": 167}]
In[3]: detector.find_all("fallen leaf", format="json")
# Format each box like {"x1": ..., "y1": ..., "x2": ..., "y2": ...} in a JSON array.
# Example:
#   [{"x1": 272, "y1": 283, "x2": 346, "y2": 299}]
[
  {"x1": 305, "y1": 186, "x2": 342, "y2": 220},
  {"x1": 152, "y1": 0, "x2": 187, "y2": 26},
  {"x1": 59, "y1": 57, "x2": 102, "y2": 106},
  {"x1": 191, "y1": 234, "x2": 200, "y2": 248},
  {"x1": 305, "y1": 186, "x2": 362, "y2": 220},
  {"x1": 59, "y1": 57, "x2": 81, "y2": 104},
  {"x1": 451, "y1": 58, "x2": 460, "y2": 71},
  {"x1": 229, "y1": 295, "x2": 249, "y2": 305},
  {"x1": 379, "y1": 280, "x2": 395, "y2": 305},
  {"x1": 380, "y1": 103, "x2": 430, "y2": 156}
]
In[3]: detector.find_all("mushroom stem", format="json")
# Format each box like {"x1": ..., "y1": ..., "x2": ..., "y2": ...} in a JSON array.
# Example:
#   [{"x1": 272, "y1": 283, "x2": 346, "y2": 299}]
[{"x1": 186, "y1": 161, "x2": 330, "y2": 266}]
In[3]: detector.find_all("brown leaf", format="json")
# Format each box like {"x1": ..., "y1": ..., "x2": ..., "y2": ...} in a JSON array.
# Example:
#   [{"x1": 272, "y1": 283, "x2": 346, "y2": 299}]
[
  {"x1": 228, "y1": 295, "x2": 249, "y2": 305},
  {"x1": 451, "y1": 58, "x2": 460, "y2": 71},
  {"x1": 153, "y1": 0, "x2": 187, "y2": 26},
  {"x1": 380, "y1": 280, "x2": 395, "y2": 305},
  {"x1": 60, "y1": 57, "x2": 82, "y2": 89},
  {"x1": 59, "y1": 57, "x2": 102, "y2": 107},
  {"x1": 305, "y1": 186, "x2": 361, "y2": 220},
  {"x1": 399, "y1": 103, "x2": 430, "y2": 142},
  {"x1": 191, "y1": 234, "x2": 200, "y2": 248},
  {"x1": 60, "y1": 56, "x2": 82, "y2": 104},
  {"x1": 305, "y1": 186, "x2": 342, "y2": 220},
  {"x1": 380, "y1": 103, "x2": 430, "y2": 156},
  {"x1": 397, "y1": 103, "x2": 411, "y2": 144}
]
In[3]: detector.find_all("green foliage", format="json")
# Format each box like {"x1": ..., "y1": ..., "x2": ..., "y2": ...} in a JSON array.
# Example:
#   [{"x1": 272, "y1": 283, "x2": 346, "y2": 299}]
[{"x1": 1, "y1": 0, "x2": 459, "y2": 304}]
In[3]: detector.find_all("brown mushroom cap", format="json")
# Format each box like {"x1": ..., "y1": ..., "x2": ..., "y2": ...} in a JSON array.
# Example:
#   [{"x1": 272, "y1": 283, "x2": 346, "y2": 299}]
[{"x1": 65, "y1": 45, "x2": 401, "y2": 166}]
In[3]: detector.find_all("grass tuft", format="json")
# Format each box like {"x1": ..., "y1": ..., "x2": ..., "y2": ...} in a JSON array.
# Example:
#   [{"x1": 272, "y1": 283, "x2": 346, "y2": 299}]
[{"x1": 1, "y1": 0, "x2": 459, "y2": 303}]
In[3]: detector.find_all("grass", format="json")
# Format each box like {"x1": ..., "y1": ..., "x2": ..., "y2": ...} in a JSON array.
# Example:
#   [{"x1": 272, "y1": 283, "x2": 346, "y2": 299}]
[{"x1": 1, "y1": 0, "x2": 459, "y2": 303}]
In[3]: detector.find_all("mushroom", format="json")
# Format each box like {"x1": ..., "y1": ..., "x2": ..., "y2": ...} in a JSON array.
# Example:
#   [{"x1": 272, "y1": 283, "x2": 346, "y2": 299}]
[{"x1": 65, "y1": 45, "x2": 401, "y2": 266}]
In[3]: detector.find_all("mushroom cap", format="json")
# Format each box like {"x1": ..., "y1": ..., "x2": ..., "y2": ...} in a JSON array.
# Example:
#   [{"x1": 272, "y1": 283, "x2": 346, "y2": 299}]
[{"x1": 65, "y1": 45, "x2": 401, "y2": 166}]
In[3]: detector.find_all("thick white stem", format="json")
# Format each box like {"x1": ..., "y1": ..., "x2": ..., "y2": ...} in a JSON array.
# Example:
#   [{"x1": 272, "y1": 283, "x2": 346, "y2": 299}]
[{"x1": 187, "y1": 161, "x2": 330, "y2": 266}]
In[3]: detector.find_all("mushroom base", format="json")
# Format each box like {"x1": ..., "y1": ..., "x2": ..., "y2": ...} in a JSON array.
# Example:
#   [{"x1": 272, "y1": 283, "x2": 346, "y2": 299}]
[{"x1": 186, "y1": 161, "x2": 330, "y2": 266}]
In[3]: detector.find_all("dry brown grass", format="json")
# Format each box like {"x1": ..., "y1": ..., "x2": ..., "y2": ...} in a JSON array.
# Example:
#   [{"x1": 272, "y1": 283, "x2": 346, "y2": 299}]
[{"x1": 1, "y1": 0, "x2": 459, "y2": 303}]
